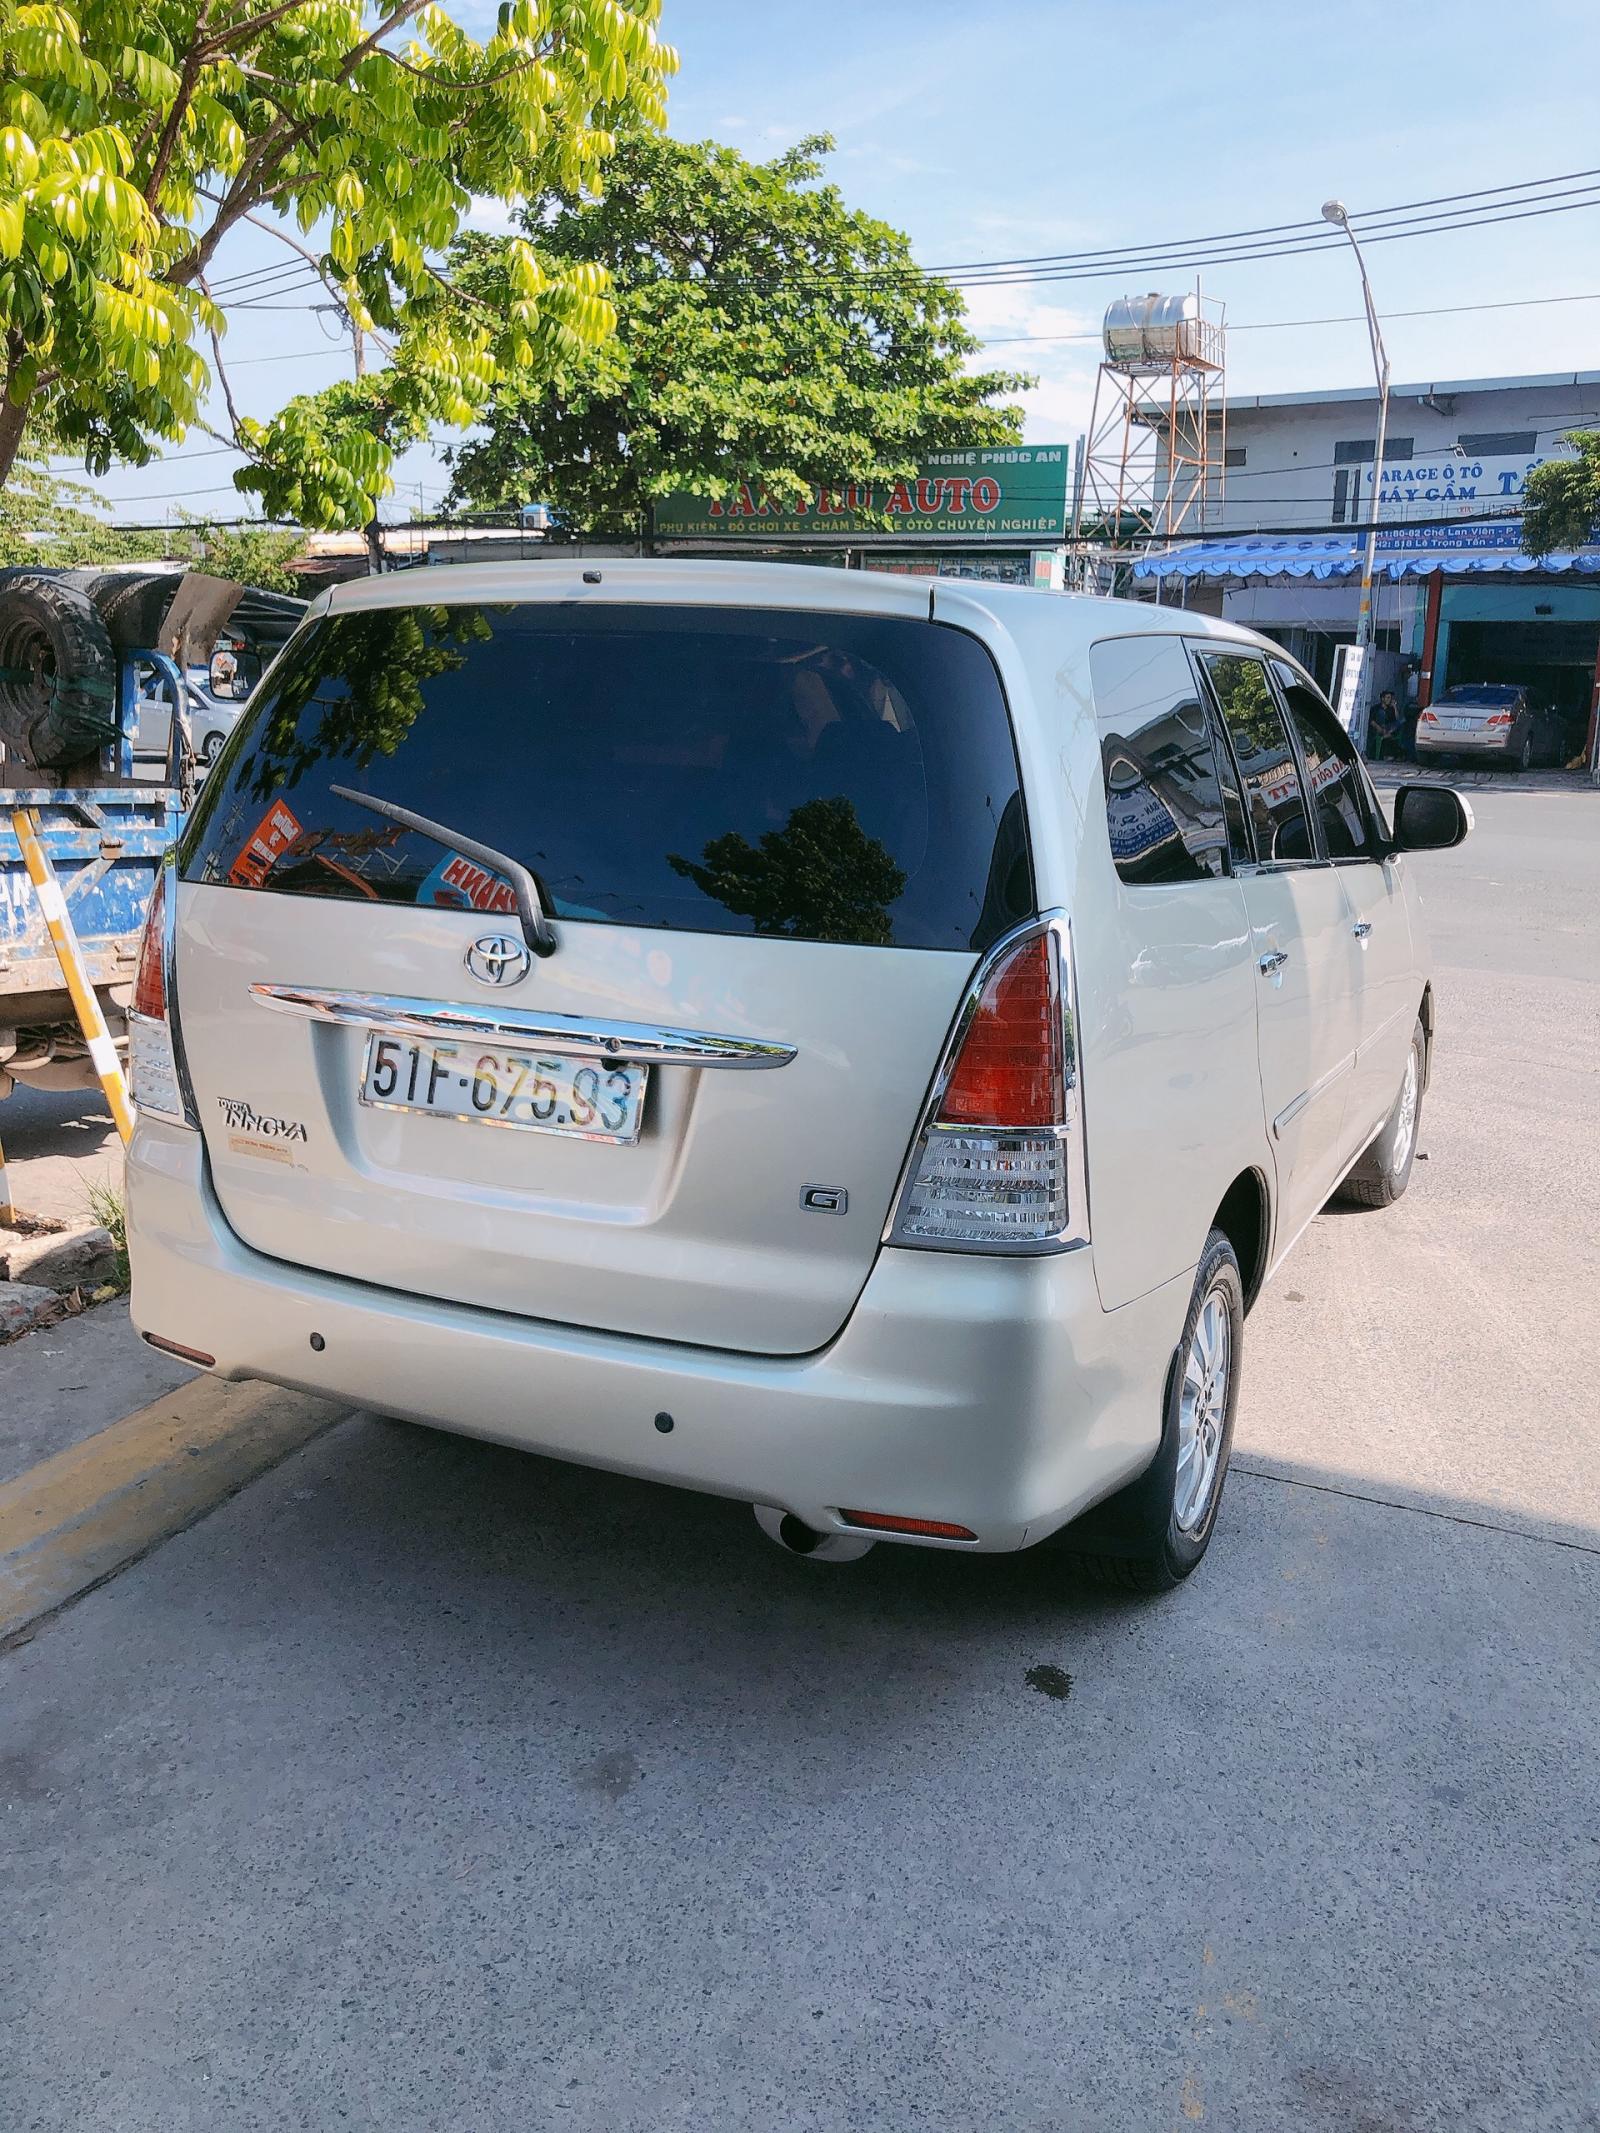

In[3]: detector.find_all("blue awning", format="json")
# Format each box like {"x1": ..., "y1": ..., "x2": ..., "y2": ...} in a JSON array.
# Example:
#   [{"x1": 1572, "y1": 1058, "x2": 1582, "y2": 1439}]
[{"x1": 1132, "y1": 524, "x2": 1600, "y2": 584}]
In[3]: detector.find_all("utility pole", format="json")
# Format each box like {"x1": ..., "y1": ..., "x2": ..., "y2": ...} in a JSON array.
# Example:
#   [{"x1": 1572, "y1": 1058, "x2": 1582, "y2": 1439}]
[
  {"x1": 351, "y1": 318, "x2": 386, "y2": 578},
  {"x1": 1321, "y1": 199, "x2": 1390, "y2": 752}
]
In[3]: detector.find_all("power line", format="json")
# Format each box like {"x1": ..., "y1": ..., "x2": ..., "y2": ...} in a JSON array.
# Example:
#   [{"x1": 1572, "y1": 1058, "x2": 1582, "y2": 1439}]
[
  {"x1": 195, "y1": 165, "x2": 1600, "y2": 319},
  {"x1": 922, "y1": 166, "x2": 1600, "y2": 276},
  {"x1": 207, "y1": 257, "x2": 323, "y2": 299},
  {"x1": 977, "y1": 289, "x2": 1600, "y2": 346},
  {"x1": 200, "y1": 288, "x2": 1600, "y2": 356},
  {"x1": 740, "y1": 181, "x2": 1600, "y2": 300},
  {"x1": 924, "y1": 190, "x2": 1600, "y2": 296},
  {"x1": 1206, "y1": 413, "x2": 1600, "y2": 487},
  {"x1": 229, "y1": 344, "x2": 354, "y2": 367}
]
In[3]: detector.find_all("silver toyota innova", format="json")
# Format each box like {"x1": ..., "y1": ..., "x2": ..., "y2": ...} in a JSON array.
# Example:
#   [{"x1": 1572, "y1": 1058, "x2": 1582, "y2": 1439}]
[{"x1": 126, "y1": 562, "x2": 1471, "y2": 1590}]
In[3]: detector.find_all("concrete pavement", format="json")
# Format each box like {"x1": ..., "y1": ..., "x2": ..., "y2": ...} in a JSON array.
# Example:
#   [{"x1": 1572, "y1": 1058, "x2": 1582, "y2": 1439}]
[
  {"x1": 0, "y1": 1080, "x2": 122, "y2": 1229},
  {"x1": 1236, "y1": 785, "x2": 1600, "y2": 1549},
  {"x1": 2, "y1": 786, "x2": 1597, "y2": 2131},
  {"x1": 1, "y1": 1304, "x2": 194, "y2": 1486}
]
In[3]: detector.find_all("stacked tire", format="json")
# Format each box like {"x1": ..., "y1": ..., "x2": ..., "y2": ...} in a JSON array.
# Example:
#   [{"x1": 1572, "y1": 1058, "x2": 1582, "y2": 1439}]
[{"x1": 0, "y1": 567, "x2": 182, "y2": 774}]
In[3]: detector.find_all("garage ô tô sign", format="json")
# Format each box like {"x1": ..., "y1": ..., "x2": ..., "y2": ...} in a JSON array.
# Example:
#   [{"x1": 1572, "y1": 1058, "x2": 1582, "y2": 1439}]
[{"x1": 652, "y1": 446, "x2": 1072, "y2": 540}]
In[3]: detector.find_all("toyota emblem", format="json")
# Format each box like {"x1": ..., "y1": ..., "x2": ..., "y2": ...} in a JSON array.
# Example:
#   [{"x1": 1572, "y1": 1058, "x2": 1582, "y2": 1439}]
[{"x1": 465, "y1": 933, "x2": 531, "y2": 988}]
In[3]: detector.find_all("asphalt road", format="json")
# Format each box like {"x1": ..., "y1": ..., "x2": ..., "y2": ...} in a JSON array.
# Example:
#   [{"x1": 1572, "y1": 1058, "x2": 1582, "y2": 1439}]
[{"x1": 4, "y1": 787, "x2": 1598, "y2": 2132}]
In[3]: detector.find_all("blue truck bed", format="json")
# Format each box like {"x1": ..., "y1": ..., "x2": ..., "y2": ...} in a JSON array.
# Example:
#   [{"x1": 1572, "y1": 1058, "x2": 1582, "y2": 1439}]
[{"x1": 1, "y1": 787, "x2": 182, "y2": 1031}]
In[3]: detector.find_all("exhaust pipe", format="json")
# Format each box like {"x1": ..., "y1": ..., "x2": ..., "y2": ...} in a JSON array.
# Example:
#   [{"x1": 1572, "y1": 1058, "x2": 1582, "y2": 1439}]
[{"x1": 752, "y1": 1504, "x2": 875, "y2": 1563}]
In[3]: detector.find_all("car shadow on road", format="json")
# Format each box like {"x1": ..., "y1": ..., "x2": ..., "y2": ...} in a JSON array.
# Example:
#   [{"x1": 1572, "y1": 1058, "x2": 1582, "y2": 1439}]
[
  {"x1": 346, "y1": 1411, "x2": 1148, "y2": 1632},
  {"x1": 242, "y1": 1403, "x2": 1600, "y2": 1713}
]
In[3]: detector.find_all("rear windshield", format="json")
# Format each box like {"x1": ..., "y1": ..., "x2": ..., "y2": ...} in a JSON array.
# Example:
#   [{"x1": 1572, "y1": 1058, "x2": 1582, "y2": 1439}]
[
  {"x1": 179, "y1": 601, "x2": 1032, "y2": 952},
  {"x1": 1440, "y1": 685, "x2": 1519, "y2": 705}
]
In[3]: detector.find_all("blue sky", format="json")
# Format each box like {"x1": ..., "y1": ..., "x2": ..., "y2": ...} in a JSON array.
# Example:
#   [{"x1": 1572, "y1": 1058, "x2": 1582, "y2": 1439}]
[{"x1": 88, "y1": 0, "x2": 1600, "y2": 522}]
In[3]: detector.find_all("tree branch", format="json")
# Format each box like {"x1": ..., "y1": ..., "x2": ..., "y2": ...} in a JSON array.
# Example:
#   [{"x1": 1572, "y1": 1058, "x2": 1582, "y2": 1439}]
[
  {"x1": 380, "y1": 46, "x2": 552, "y2": 91},
  {"x1": 144, "y1": 7, "x2": 212, "y2": 209},
  {"x1": 199, "y1": 275, "x2": 246, "y2": 444},
  {"x1": 171, "y1": 0, "x2": 431, "y2": 285},
  {"x1": 195, "y1": 0, "x2": 319, "y2": 60},
  {"x1": 424, "y1": 260, "x2": 493, "y2": 311}
]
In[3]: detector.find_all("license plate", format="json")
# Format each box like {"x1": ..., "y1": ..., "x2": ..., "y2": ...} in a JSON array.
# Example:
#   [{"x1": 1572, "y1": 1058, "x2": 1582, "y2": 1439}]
[
  {"x1": 359, "y1": 1034, "x2": 647, "y2": 1143},
  {"x1": 1450, "y1": 718, "x2": 1475, "y2": 730}
]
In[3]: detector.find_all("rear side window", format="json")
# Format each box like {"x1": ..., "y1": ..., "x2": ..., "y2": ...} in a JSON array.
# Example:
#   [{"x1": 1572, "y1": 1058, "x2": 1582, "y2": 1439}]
[
  {"x1": 1197, "y1": 650, "x2": 1314, "y2": 865},
  {"x1": 1091, "y1": 636, "x2": 1230, "y2": 884},
  {"x1": 1269, "y1": 661, "x2": 1383, "y2": 861},
  {"x1": 180, "y1": 603, "x2": 1033, "y2": 953}
]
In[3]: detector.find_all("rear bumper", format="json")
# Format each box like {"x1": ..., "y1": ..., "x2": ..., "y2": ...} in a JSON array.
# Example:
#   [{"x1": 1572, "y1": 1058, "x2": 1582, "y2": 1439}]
[
  {"x1": 1413, "y1": 728, "x2": 1515, "y2": 755},
  {"x1": 126, "y1": 1118, "x2": 1191, "y2": 1552}
]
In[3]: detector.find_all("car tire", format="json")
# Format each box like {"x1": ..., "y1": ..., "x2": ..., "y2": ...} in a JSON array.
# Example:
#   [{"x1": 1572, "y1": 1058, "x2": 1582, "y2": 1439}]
[
  {"x1": 85, "y1": 570, "x2": 187, "y2": 654},
  {"x1": 0, "y1": 574, "x2": 120, "y2": 770},
  {"x1": 1514, "y1": 735, "x2": 1532, "y2": 773},
  {"x1": 198, "y1": 728, "x2": 224, "y2": 765},
  {"x1": 1334, "y1": 1016, "x2": 1425, "y2": 1210},
  {"x1": 1050, "y1": 1228, "x2": 1243, "y2": 1594}
]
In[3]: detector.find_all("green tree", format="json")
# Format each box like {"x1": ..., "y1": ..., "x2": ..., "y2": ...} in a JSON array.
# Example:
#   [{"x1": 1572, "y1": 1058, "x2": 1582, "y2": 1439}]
[
  {"x1": 0, "y1": 429, "x2": 302, "y2": 578},
  {"x1": 184, "y1": 520, "x2": 301, "y2": 592},
  {"x1": 0, "y1": 0, "x2": 677, "y2": 522},
  {"x1": 444, "y1": 131, "x2": 1032, "y2": 535},
  {"x1": 670, "y1": 795, "x2": 908, "y2": 947},
  {"x1": 238, "y1": 601, "x2": 491, "y2": 800},
  {"x1": 1523, "y1": 432, "x2": 1600, "y2": 557}
]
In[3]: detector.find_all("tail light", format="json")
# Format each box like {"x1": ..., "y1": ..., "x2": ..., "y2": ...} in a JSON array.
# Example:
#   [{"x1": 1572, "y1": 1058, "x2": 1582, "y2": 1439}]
[
  {"x1": 128, "y1": 860, "x2": 197, "y2": 1126},
  {"x1": 886, "y1": 917, "x2": 1088, "y2": 1253},
  {"x1": 1418, "y1": 710, "x2": 1438, "y2": 724},
  {"x1": 1485, "y1": 711, "x2": 1515, "y2": 727}
]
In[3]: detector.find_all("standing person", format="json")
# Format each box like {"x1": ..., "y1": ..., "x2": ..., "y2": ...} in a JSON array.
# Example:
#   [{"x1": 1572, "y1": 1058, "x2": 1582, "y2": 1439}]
[{"x1": 1369, "y1": 689, "x2": 1406, "y2": 762}]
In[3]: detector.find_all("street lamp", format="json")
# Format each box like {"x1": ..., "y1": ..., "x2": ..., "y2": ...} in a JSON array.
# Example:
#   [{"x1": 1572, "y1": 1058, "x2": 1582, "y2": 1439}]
[{"x1": 1322, "y1": 198, "x2": 1391, "y2": 749}]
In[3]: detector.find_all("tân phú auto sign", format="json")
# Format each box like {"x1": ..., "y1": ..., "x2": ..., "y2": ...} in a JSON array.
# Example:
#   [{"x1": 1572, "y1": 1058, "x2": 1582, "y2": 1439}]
[{"x1": 652, "y1": 446, "x2": 1071, "y2": 540}]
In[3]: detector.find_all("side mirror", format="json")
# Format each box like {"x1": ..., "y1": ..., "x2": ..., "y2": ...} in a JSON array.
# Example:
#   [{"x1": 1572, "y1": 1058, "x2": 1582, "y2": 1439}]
[{"x1": 1392, "y1": 783, "x2": 1473, "y2": 852}]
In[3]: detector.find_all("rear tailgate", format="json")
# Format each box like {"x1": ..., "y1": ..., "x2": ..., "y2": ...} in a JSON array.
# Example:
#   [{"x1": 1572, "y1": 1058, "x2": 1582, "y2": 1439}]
[{"x1": 173, "y1": 591, "x2": 1032, "y2": 1356}]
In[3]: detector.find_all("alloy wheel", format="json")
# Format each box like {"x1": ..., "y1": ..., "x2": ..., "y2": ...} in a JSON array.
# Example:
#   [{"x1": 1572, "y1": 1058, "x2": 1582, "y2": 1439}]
[
  {"x1": 1175, "y1": 1288, "x2": 1232, "y2": 1536},
  {"x1": 1392, "y1": 1045, "x2": 1420, "y2": 1171}
]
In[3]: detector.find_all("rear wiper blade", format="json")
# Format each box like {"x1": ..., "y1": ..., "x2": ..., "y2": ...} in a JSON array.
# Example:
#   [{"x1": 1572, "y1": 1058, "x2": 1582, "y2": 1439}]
[{"x1": 329, "y1": 784, "x2": 557, "y2": 958}]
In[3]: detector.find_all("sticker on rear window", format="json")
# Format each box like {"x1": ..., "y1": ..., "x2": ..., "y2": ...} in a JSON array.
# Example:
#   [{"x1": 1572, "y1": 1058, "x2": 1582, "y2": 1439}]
[
  {"x1": 228, "y1": 802, "x2": 302, "y2": 889},
  {"x1": 418, "y1": 850, "x2": 518, "y2": 915}
]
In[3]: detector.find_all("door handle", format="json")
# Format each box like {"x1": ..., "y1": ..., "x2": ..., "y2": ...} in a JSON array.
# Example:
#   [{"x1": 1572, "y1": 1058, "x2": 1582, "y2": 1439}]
[
  {"x1": 1258, "y1": 949, "x2": 1289, "y2": 975},
  {"x1": 1352, "y1": 920, "x2": 1373, "y2": 939}
]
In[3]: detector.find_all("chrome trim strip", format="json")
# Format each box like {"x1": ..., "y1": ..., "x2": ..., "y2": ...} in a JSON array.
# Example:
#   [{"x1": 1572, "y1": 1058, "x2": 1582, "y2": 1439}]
[
  {"x1": 249, "y1": 985, "x2": 796, "y2": 1070},
  {"x1": 1271, "y1": 1049, "x2": 1356, "y2": 1140},
  {"x1": 1271, "y1": 1089, "x2": 1309, "y2": 1138},
  {"x1": 1357, "y1": 999, "x2": 1411, "y2": 1063}
]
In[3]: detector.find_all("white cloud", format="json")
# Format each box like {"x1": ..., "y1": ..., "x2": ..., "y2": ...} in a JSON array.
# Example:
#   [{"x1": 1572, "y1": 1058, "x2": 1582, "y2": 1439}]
[
  {"x1": 462, "y1": 195, "x2": 521, "y2": 236},
  {"x1": 957, "y1": 284, "x2": 1102, "y2": 444}
]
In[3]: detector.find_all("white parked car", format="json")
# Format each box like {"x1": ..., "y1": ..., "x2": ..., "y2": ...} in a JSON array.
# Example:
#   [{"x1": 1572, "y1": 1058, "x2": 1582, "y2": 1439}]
[
  {"x1": 132, "y1": 667, "x2": 244, "y2": 767},
  {"x1": 126, "y1": 563, "x2": 1471, "y2": 1591}
]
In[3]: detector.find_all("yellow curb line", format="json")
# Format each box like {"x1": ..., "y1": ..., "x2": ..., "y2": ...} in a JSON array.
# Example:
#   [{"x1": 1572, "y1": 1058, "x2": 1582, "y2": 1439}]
[{"x1": 0, "y1": 1377, "x2": 346, "y2": 1644}]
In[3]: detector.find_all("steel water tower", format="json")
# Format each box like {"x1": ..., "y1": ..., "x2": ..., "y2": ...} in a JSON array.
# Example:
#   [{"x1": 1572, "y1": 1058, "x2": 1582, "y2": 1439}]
[{"x1": 1071, "y1": 285, "x2": 1227, "y2": 552}]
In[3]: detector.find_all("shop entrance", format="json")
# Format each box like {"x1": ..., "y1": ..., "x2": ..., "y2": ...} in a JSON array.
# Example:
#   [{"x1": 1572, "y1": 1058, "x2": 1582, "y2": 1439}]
[{"x1": 1443, "y1": 617, "x2": 1600, "y2": 745}]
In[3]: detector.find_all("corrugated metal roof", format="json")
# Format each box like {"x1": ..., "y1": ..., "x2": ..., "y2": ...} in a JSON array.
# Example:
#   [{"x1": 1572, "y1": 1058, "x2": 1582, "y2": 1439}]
[{"x1": 1131, "y1": 530, "x2": 1600, "y2": 582}]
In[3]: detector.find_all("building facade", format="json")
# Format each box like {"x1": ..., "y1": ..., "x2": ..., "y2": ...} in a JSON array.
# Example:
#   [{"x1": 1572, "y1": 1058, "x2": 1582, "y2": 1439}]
[{"x1": 1135, "y1": 370, "x2": 1600, "y2": 763}]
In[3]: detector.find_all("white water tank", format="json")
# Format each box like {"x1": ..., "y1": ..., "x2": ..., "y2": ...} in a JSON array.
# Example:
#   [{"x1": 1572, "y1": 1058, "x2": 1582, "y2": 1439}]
[{"x1": 1103, "y1": 292, "x2": 1202, "y2": 367}]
